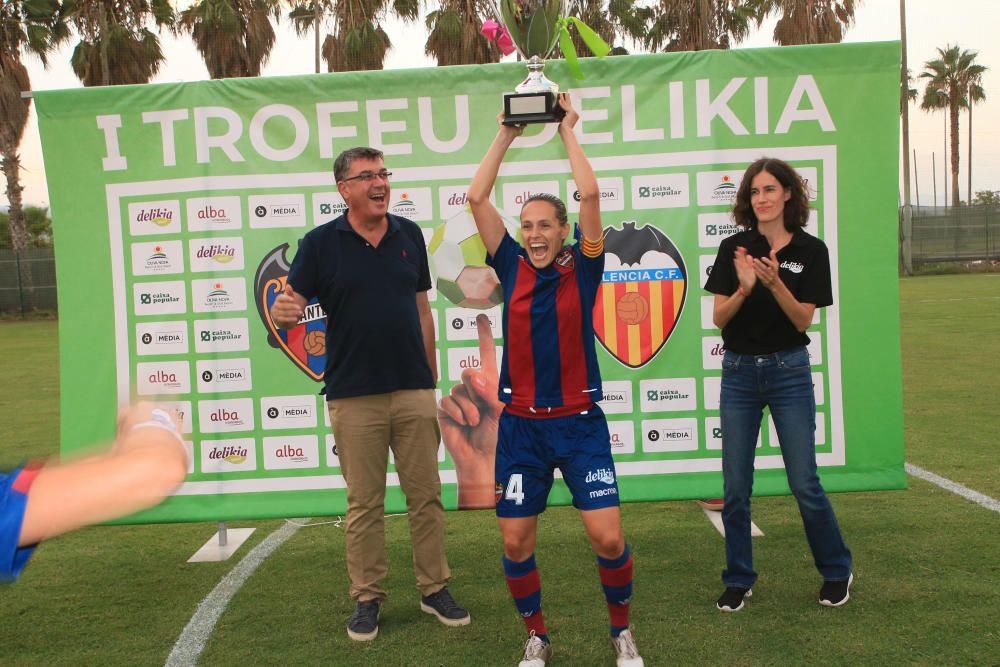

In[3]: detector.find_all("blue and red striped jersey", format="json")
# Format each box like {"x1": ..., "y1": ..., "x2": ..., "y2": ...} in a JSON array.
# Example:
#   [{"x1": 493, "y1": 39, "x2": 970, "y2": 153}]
[{"x1": 487, "y1": 233, "x2": 604, "y2": 416}]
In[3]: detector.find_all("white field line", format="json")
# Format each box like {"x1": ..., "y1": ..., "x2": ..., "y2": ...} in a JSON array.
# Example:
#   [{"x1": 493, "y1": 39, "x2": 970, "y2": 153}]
[
  {"x1": 164, "y1": 519, "x2": 306, "y2": 667},
  {"x1": 906, "y1": 463, "x2": 1000, "y2": 514}
]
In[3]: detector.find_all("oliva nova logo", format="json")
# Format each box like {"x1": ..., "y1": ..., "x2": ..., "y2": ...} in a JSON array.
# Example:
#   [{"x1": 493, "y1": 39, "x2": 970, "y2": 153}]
[
  {"x1": 714, "y1": 175, "x2": 736, "y2": 193},
  {"x1": 136, "y1": 208, "x2": 173, "y2": 226},
  {"x1": 209, "y1": 445, "x2": 247, "y2": 464},
  {"x1": 207, "y1": 283, "x2": 229, "y2": 298},
  {"x1": 197, "y1": 244, "x2": 237, "y2": 264}
]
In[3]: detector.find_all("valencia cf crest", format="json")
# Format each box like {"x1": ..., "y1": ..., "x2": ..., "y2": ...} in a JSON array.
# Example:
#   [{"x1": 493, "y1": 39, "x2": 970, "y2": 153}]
[
  {"x1": 254, "y1": 244, "x2": 327, "y2": 381},
  {"x1": 594, "y1": 222, "x2": 687, "y2": 368}
]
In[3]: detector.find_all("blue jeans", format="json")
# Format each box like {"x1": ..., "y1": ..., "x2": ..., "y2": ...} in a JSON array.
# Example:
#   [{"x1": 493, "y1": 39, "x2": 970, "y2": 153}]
[{"x1": 720, "y1": 346, "x2": 852, "y2": 588}]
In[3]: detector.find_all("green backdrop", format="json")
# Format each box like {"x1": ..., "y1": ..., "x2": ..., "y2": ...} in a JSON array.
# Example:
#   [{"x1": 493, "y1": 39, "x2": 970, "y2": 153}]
[{"x1": 34, "y1": 41, "x2": 905, "y2": 523}]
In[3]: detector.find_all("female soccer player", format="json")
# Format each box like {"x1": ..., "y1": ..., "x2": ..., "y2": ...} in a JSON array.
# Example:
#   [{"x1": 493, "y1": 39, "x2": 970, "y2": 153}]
[
  {"x1": 462, "y1": 94, "x2": 642, "y2": 667},
  {"x1": 705, "y1": 157, "x2": 853, "y2": 613}
]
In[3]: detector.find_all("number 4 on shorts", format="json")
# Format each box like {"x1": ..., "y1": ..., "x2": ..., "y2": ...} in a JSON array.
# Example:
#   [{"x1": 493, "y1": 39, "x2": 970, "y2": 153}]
[{"x1": 505, "y1": 474, "x2": 525, "y2": 505}]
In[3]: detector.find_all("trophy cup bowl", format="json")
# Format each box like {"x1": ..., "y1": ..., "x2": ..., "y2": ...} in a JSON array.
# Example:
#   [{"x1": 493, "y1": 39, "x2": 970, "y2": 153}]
[{"x1": 497, "y1": 0, "x2": 568, "y2": 125}]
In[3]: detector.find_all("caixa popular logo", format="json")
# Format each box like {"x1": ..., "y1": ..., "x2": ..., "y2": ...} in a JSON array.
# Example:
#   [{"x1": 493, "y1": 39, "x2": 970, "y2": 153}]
[
  {"x1": 255, "y1": 244, "x2": 327, "y2": 381},
  {"x1": 595, "y1": 222, "x2": 687, "y2": 368}
]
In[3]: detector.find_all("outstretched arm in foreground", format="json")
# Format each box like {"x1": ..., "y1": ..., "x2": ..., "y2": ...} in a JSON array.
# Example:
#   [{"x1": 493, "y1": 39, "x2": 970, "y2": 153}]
[{"x1": 557, "y1": 93, "x2": 602, "y2": 243}]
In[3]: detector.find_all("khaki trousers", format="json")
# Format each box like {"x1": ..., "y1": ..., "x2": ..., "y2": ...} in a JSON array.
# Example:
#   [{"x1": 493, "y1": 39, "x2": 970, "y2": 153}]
[{"x1": 327, "y1": 389, "x2": 450, "y2": 602}]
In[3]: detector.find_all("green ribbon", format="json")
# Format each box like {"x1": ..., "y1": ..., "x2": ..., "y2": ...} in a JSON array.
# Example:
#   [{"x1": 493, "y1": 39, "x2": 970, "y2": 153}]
[{"x1": 557, "y1": 16, "x2": 611, "y2": 80}]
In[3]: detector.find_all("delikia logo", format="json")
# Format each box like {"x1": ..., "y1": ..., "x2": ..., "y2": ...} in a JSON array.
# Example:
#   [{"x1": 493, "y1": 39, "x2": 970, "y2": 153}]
[
  {"x1": 136, "y1": 207, "x2": 173, "y2": 226},
  {"x1": 195, "y1": 243, "x2": 237, "y2": 264},
  {"x1": 209, "y1": 445, "x2": 248, "y2": 464}
]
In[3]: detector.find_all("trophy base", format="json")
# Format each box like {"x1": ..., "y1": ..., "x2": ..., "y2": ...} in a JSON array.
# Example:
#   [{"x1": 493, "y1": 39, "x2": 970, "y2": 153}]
[{"x1": 502, "y1": 91, "x2": 566, "y2": 126}]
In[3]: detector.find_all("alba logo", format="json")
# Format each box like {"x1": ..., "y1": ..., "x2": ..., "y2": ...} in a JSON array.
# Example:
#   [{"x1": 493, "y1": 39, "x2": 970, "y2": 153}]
[
  {"x1": 198, "y1": 206, "x2": 227, "y2": 220},
  {"x1": 210, "y1": 409, "x2": 241, "y2": 422},
  {"x1": 513, "y1": 191, "x2": 540, "y2": 205},
  {"x1": 276, "y1": 445, "x2": 306, "y2": 459},
  {"x1": 149, "y1": 370, "x2": 177, "y2": 384}
]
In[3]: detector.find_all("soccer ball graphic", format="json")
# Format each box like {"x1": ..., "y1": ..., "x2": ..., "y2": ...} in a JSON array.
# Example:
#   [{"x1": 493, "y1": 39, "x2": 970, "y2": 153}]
[{"x1": 428, "y1": 205, "x2": 519, "y2": 309}]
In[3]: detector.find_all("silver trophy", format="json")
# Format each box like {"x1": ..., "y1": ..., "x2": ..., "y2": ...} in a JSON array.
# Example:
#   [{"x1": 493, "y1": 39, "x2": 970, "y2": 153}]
[{"x1": 498, "y1": 0, "x2": 568, "y2": 125}]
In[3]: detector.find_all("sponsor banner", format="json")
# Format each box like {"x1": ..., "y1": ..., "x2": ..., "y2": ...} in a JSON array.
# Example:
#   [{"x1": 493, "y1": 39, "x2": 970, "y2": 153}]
[
  {"x1": 702, "y1": 336, "x2": 725, "y2": 370},
  {"x1": 136, "y1": 360, "x2": 190, "y2": 395},
  {"x1": 131, "y1": 240, "x2": 184, "y2": 276},
  {"x1": 134, "y1": 280, "x2": 187, "y2": 316},
  {"x1": 630, "y1": 173, "x2": 690, "y2": 210},
  {"x1": 704, "y1": 417, "x2": 722, "y2": 450},
  {"x1": 608, "y1": 421, "x2": 636, "y2": 455},
  {"x1": 198, "y1": 398, "x2": 255, "y2": 433},
  {"x1": 196, "y1": 357, "x2": 253, "y2": 393},
  {"x1": 640, "y1": 378, "x2": 698, "y2": 412},
  {"x1": 193, "y1": 317, "x2": 250, "y2": 353},
  {"x1": 311, "y1": 191, "x2": 347, "y2": 226},
  {"x1": 698, "y1": 212, "x2": 742, "y2": 248},
  {"x1": 567, "y1": 177, "x2": 625, "y2": 212},
  {"x1": 703, "y1": 376, "x2": 721, "y2": 411},
  {"x1": 443, "y1": 307, "x2": 501, "y2": 341},
  {"x1": 799, "y1": 167, "x2": 819, "y2": 200},
  {"x1": 183, "y1": 440, "x2": 194, "y2": 474},
  {"x1": 191, "y1": 277, "x2": 247, "y2": 313},
  {"x1": 812, "y1": 372, "x2": 825, "y2": 405},
  {"x1": 599, "y1": 380, "x2": 634, "y2": 415},
  {"x1": 248, "y1": 194, "x2": 306, "y2": 228},
  {"x1": 696, "y1": 170, "x2": 743, "y2": 207},
  {"x1": 438, "y1": 186, "x2": 496, "y2": 220},
  {"x1": 389, "y1": 187, "x2": 432, "y2": 221},
  {"x1": 501, "y1": 181, "x2": 559, "y2": 216},
  {"x1": 188, "y1": 236, "x2": 245, "y2": 272},
  {"x1": 201, "y1": 437, "x2": 256, "y2": 472},
  {"x1": 700, "y1": 295, "x2": 716, "y2": 330},
  {"x1": 445, "y1": 345, "x2": 503, "y2": 382},
  {"x1": 262, "y1": 435, "x2": 320, "y2": 469},
  {"x1": 699, "y1": 254, "x2": 715, "y2": 284},
  {"x1": 261, "y1": 395, "x2": 318, "y2": 430},
  {"x1": 136, "y1": 321, "x2": 189, "y2": 356},
  {"x1": 325, "y1": 434, "x2": 339, "y2": 467},
  {"x1": 128, "y1": 200, "x2": 181, "y2": 236},
  {"x1": 641, "y1": 418, "x2": 699, "y2": 452},
  {"x1": 161, "y1": 401, "x2": 193, "y2": 434},
  {"x1": 186, "y1": 196, "x2": 243, "y2": 232}
]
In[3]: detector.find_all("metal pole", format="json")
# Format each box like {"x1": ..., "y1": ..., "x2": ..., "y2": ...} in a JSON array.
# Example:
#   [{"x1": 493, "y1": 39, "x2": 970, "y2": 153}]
[
  {"x1": 942, "y1": 104, "x2": 948, "y2": 206},
  {"x1": 913, "y1": 149, "x2": 920, "y2": 206},
  {"x1": 932, "y1": 152, "x2": 937, "y2": 208},
  {"x1": 968, "y1": 82, "x2": 973, "y2": 205},
  {"x1": 218, "y1": 521, "x2": 228, "y2": 547},
  {"x1": 15, "y1": 251, "x2": 25, "y2": 318},
  {"x1": 899, "y1": 0, "x2": 913, "y2": 274}
]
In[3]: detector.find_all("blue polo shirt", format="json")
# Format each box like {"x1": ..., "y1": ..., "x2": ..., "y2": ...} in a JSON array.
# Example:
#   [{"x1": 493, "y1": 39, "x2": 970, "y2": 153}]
[{"x1": 288, "y1": 212, "x2": 434, "y2": 400}]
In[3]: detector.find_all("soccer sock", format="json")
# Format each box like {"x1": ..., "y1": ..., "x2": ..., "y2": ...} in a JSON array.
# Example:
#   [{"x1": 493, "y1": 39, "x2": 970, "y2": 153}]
[
  {"x1": 502, "y1": 553, "x2": 548, "y2": 643},
  {"x1": 597, "y1": 543, "x2": 633, "y2": 638}
]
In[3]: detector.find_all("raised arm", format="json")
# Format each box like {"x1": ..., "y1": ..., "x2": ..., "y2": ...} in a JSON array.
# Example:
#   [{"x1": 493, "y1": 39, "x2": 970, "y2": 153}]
[
  {"x1": 468, "y1": 117, "x2": 524, "y2": 256},
  {"x1": 558, "y1": 94, "x2": 601, "y2": 243}
]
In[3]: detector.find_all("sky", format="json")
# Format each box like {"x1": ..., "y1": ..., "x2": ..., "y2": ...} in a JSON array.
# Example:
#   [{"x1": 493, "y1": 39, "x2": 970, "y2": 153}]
[{"x1": 4, "y1": 0, "x2": 997, "y2": 208}]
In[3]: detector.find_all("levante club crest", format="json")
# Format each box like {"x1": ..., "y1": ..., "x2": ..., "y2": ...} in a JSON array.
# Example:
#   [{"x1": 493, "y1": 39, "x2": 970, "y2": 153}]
[
  {"x1": 254, "y1": 244, "x2": 327, "y2": 381},
  {"x1": 595, "y1": 222, "x2": 687, "y2": 368}
]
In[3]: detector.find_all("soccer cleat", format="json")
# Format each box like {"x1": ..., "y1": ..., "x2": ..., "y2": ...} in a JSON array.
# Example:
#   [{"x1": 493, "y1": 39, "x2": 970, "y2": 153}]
[
  {"x1": 611, "y1": 628, "x2": 644, "y2": 667},
  {"x1": 819, "y1": 572, "x2": 854, "y2": 607},
  {"x1": 716, "y1": 586, "x2": 752, "y2": 612},
  {"x1": 346, "y1": 599, "x2": 380, "y2": 641},
  {"x1": 420, "y1": 586, "x2": 471, "y2": 626},
  {"x1": 518, "y1": 631, "x2": 552, "y2": 667}
]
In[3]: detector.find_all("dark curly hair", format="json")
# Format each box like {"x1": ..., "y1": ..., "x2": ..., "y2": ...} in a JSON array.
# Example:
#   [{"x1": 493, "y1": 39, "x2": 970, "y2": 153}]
[
  {"x1": 522, "y1": 193, "x2": 568, "y2": 227},
  {"x1": 732, "y1": 158, "x2": 810, "y2": 232}
]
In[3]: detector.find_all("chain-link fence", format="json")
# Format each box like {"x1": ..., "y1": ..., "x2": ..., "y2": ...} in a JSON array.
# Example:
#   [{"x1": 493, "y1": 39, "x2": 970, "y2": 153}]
[
  {"x1": 0, "y1": 248, "x2": 58, "y2": 316},
  {"x1": 909, "y1": 205, "x2": 1000, "y2": 265}
]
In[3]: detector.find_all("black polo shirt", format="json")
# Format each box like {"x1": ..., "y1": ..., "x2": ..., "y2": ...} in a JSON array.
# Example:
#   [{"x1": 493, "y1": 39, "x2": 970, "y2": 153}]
[
  {"x1": 287, "y1": 212, "x2": 434, "y2": 399},
  {"x1": 704, "y1": 228, "x2": 832, "y2": 354}
]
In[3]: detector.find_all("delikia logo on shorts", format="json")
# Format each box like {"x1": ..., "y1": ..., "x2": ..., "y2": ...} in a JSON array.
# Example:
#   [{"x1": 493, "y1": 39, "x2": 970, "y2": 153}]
[
  {"x1": 189, "y1": 237, "x2": 245, "y2": 272},
  {"x1": 201, "y1": 437, "x2": 256, "y2": 472},
  {"x1": 595, "y1": 222, "x2": 687, "y2": 368},
  {"x1": 128, "y1": 200, "x2": 181, "y2": 236},
  {"x1": 255, "y1": 244, "x2": 327, "y2": 381},
  {"x1": 585, "y1": 468, "x2": 616, "y2": 485}
]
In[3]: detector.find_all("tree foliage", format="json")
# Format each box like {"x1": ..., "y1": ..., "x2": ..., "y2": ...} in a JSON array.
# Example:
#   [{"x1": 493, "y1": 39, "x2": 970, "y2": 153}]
[
  {"x1": 646, "y1": 0, "x2": 767, "y2": 53},
  {"x1": 69, "y1": 0, "x2": 174, "y2": 86},
  {"x1": 177, "y1": 0, "x2": 281, "y2": 79},
  {"x1": 767, "y1": 0, "x2": 858, "y2": 45}
]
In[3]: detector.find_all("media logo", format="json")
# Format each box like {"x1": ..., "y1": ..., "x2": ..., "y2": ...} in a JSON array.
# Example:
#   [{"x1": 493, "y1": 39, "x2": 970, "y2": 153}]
[
  {"x1": 255, "y1": 245, "x2": 327, "y2": 381},
  {"x1": 201, "y1": 437, "x2": 256, "y2": 472},
  {"x1": 631, "y1": 174, "x2": 690, "y2": 210},
  {"x1": 186, "y1": 196, "x2": 242, "y2": 231},
  {"x1": 263, "y1": 435, "x2": 319, "y2": 469},
  {"x1": 260, "y1": 395, "x2": 318, "y2": 430},
  {"x1": 188, "y1": 237, "x2": 245, "y2": 272},
  {"x1": 599, "y1": 380, "x2": 634, "y2": 414},
  {"x1": 596, "y1": 222, "x2": 687, "y2": 368},
  {"x1": 567, "y1": 177, "x2": 624, "y2": 212},
  {"x1": 389, "y1": 188, "x2": 432, "y2": 221},
  {"x1": 641, "y1": 418, "x2": 698, "y2": 453},
  {"x1": 135, "y1": 322, "x2": 188, "y2": 356},
  {"x1": 312, "y1": 191, "x2": 348, "y2": 226},
  {"x1": 136, "y1": 361, "x2": 190, "y2": 395},
  {"x1": 193, "y1": 318, "x2": 250, "y2": 353},
  {"x1": 639, "y1": 378, "x2": 697, "y2": 412},
  {"x1": 128, "y1": 200, "x2": 181, "y2": 236},
  {"x1": 134, "y1": 281, "x2": 187, "y2": 316},
  {"x1": 198, "y1": 399, "x2": 254, "y2": 433},
  {"x1": 191, "y1": 277, "x2": 247, "y2": 313},
  {"x1": 501, "y1": 181, "x2": 559, "y2": 214},
  {"x1": 131, "y1": 240, "x2": 183, "y2": 276},
  {"x1": 696, "y1": 171, "x2": 743, "y2": 206},
  {"x1": 196, "y1": 358, "x2": 252, "y2": 393},
  {"x1": 248, "y1": 194, "x2": 306, "y2": 228},
  {"x1": 443, "y1": 307, "x2": 501, "y2": 342}
]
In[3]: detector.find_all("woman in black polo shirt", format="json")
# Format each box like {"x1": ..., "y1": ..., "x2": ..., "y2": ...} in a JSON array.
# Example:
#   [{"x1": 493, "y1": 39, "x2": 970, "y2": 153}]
[{"x1": 705, "y1": 157, "x2": 852, "y2": 613}]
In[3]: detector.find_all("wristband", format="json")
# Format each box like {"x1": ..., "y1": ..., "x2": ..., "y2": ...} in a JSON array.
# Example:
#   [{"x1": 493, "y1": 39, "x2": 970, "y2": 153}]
[{"x1": 129, "y1": 409, "x2": 184, "y2": 444}]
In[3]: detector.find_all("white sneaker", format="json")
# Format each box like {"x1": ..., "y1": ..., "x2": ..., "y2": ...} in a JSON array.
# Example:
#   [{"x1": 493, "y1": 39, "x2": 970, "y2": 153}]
[
  {"x1": 611, "y1": 628, "x2": 644, "y2": 667},
  {"x1": 518, "y1": 631, "x2": 552, "y2": 667}
]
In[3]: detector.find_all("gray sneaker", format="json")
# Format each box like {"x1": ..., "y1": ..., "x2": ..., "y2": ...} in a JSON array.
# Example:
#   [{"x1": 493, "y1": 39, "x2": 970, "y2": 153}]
[
  {"x1": 420, "y1": 586, "x2": 471, "y2": 626},
  {"x1": 518, "y1": 632, "x2": 552, "y2": 667},
  {"x1": 346, "y1": 599, "x2": 380, "y2": 641}
]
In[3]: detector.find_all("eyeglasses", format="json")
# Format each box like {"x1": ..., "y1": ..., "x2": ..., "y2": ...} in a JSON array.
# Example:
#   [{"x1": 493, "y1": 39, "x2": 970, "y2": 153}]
[{"x1": 340, "y1": 170, "x2": 392, "y2": 183}]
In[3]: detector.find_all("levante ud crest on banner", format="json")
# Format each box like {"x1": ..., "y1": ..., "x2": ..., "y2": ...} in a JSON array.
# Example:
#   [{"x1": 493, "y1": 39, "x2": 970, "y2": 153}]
[
  {"x1": 255, "y1": 244, "x2": 327, "y2": 381},
  {"x1": 595, "y1": 221, "x2": 687, "y2": 368}
]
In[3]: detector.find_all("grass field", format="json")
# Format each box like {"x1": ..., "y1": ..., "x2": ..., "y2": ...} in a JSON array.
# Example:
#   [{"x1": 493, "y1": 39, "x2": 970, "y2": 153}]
[{"x1": 1, "y1": 274, "x2": 998, "y2": 666}]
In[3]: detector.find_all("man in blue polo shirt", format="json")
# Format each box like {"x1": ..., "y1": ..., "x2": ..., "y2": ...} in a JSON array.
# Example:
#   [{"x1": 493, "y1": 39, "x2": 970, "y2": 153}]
[{"x1": 270, "y1": 146, "x2": 469, "y2": 642}]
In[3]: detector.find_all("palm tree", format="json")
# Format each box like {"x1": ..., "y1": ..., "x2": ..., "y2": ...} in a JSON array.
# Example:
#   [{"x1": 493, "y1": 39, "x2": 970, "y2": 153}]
[
  {"x1": 288, "y1": 0, "x2": 335, "y2": 73},
  {"x1": 295, "y1": 0, "x2": 418, "y2": 72},
  {"x1": 424, "y1": 0, "x2": 500, "y2": 66},
  {"x1": 646, "y1": 0, "x2": 767, "y2": 53},
  {"x1": 69, "y1": 0, "x2": 174, "y2": 86},
  {"x1": 177, "y1": 0, "x2": 280, "y2": 79},
  {"x1": 919, "y1": 44, "x2": 987, "y2": 206},
  {"x1": 765, "y1": 0, "x2": 858, "y2": 45},
  {"x1": 1, "y1": 0, "x2": 70, "y2": 264},
  {"x1": 562, "y1": 0, "x2": 651, "y2": 56}
]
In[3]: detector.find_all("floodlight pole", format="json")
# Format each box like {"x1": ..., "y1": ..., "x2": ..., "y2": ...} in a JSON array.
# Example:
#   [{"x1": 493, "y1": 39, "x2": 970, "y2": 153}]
[{"x1": 899, "y1": 0, "x2": 913, "y2": 274}]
